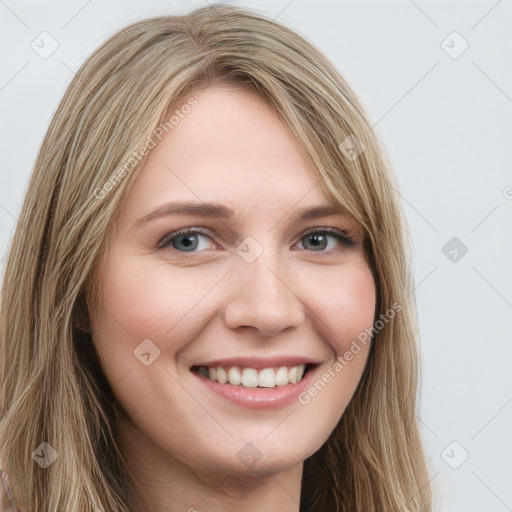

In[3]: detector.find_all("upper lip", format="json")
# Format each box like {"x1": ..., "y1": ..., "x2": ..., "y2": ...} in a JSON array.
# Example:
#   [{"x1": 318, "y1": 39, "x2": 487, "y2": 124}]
[{"x1": 191, "y1": 356, "x2": 323, "y2": 369}]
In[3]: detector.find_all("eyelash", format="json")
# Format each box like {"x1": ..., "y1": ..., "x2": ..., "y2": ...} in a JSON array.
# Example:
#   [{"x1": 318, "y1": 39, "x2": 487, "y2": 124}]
[{"x1": 156, "y1": 226, "x2": 357, "y2": 254}]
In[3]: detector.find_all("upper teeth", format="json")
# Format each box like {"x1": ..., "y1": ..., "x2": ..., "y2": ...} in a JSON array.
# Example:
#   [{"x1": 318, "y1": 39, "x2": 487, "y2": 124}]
[{"x1": 197, "y1": 364, "x2": 307, "y2": 388}]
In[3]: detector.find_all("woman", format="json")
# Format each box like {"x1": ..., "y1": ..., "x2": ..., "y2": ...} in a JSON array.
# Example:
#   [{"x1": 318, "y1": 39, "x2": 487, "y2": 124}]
[{"x1": 0, "y1": 4, "x2": 435, "y2": 511}]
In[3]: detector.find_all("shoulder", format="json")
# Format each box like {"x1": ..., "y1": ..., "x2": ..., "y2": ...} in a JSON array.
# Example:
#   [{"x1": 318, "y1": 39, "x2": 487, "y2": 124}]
[{"x1": 0, "y1": 468, "x2": 21, "y2": 512}]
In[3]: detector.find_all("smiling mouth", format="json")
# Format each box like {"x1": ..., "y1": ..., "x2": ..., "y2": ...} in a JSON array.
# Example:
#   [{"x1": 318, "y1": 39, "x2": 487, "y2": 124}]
[{"x1": 191, "y1": 363, "x2": 316, "y2": 388}]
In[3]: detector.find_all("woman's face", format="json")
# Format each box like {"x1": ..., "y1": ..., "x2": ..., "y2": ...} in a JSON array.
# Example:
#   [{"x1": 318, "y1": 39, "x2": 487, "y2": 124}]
[{"x1": 89, "y1": 85, "x2": 376, "y2": 480}]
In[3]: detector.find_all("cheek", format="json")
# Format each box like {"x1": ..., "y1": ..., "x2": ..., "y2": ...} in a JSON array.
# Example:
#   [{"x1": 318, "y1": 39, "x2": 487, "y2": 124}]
[
  {"x1": 93, "y1": 255, "x2": 218, "y2": 334},
  {"x1": 293, "y1": 262, "x2": 376, "y2": 441},
  {"x1": 311, "y1": 260, "x2": 376, "y2": 354},
  {"x1": 89, "y1": 258, "x2": 206, "y2": 377}
]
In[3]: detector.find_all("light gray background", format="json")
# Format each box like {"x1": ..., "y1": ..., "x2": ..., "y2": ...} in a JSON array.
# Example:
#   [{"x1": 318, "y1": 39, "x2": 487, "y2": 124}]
[{"x1": 1, "y1": 1, "x2": 511, "y2": 510}]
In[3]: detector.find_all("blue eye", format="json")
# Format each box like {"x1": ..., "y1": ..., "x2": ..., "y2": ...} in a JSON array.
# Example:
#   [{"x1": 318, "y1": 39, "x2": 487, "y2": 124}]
[
  {"x1": 297, "y1": 229, "x2": 356, "y2": 251},
  {"x1": 157, "y1": 227, "x2": 356, "y2": 253},
  {"x1": 158, "y1": 227, "x2": 214, "y2": 252}
]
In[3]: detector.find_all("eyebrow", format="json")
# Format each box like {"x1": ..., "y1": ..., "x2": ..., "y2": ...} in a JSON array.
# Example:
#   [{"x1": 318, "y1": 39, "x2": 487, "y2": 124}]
[{"x1": 133, "y1": 201, "x2": 349, "y2": 227}]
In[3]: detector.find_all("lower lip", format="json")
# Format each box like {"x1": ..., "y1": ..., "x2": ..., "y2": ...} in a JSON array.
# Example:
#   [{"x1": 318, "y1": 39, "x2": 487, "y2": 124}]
[{"x1": 191, "y1": 366, "x2": 319, "y2": 410}]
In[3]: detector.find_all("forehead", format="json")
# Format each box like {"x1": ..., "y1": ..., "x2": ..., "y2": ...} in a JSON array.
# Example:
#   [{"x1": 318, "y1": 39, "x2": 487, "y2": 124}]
[{"x1": 123, "y1": 86, "x2": 335, "y2": 216}]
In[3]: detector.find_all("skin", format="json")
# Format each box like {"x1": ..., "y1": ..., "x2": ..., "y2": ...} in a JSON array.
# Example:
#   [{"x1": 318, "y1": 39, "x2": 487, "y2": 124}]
[{"x1": 88, "y1": 85, "x2": 376, "y2": 512}]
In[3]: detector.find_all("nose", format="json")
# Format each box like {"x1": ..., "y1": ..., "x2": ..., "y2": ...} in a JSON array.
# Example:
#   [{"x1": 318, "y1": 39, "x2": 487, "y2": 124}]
[{"x1": 223, "y1": 255, "x2": 305, "y2": 337}]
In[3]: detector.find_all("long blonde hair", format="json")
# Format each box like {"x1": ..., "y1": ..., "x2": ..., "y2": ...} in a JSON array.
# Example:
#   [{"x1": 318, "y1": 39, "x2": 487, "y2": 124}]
[{"x1": 0, "y1": 4, "x2": 434, "y2": 511}]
